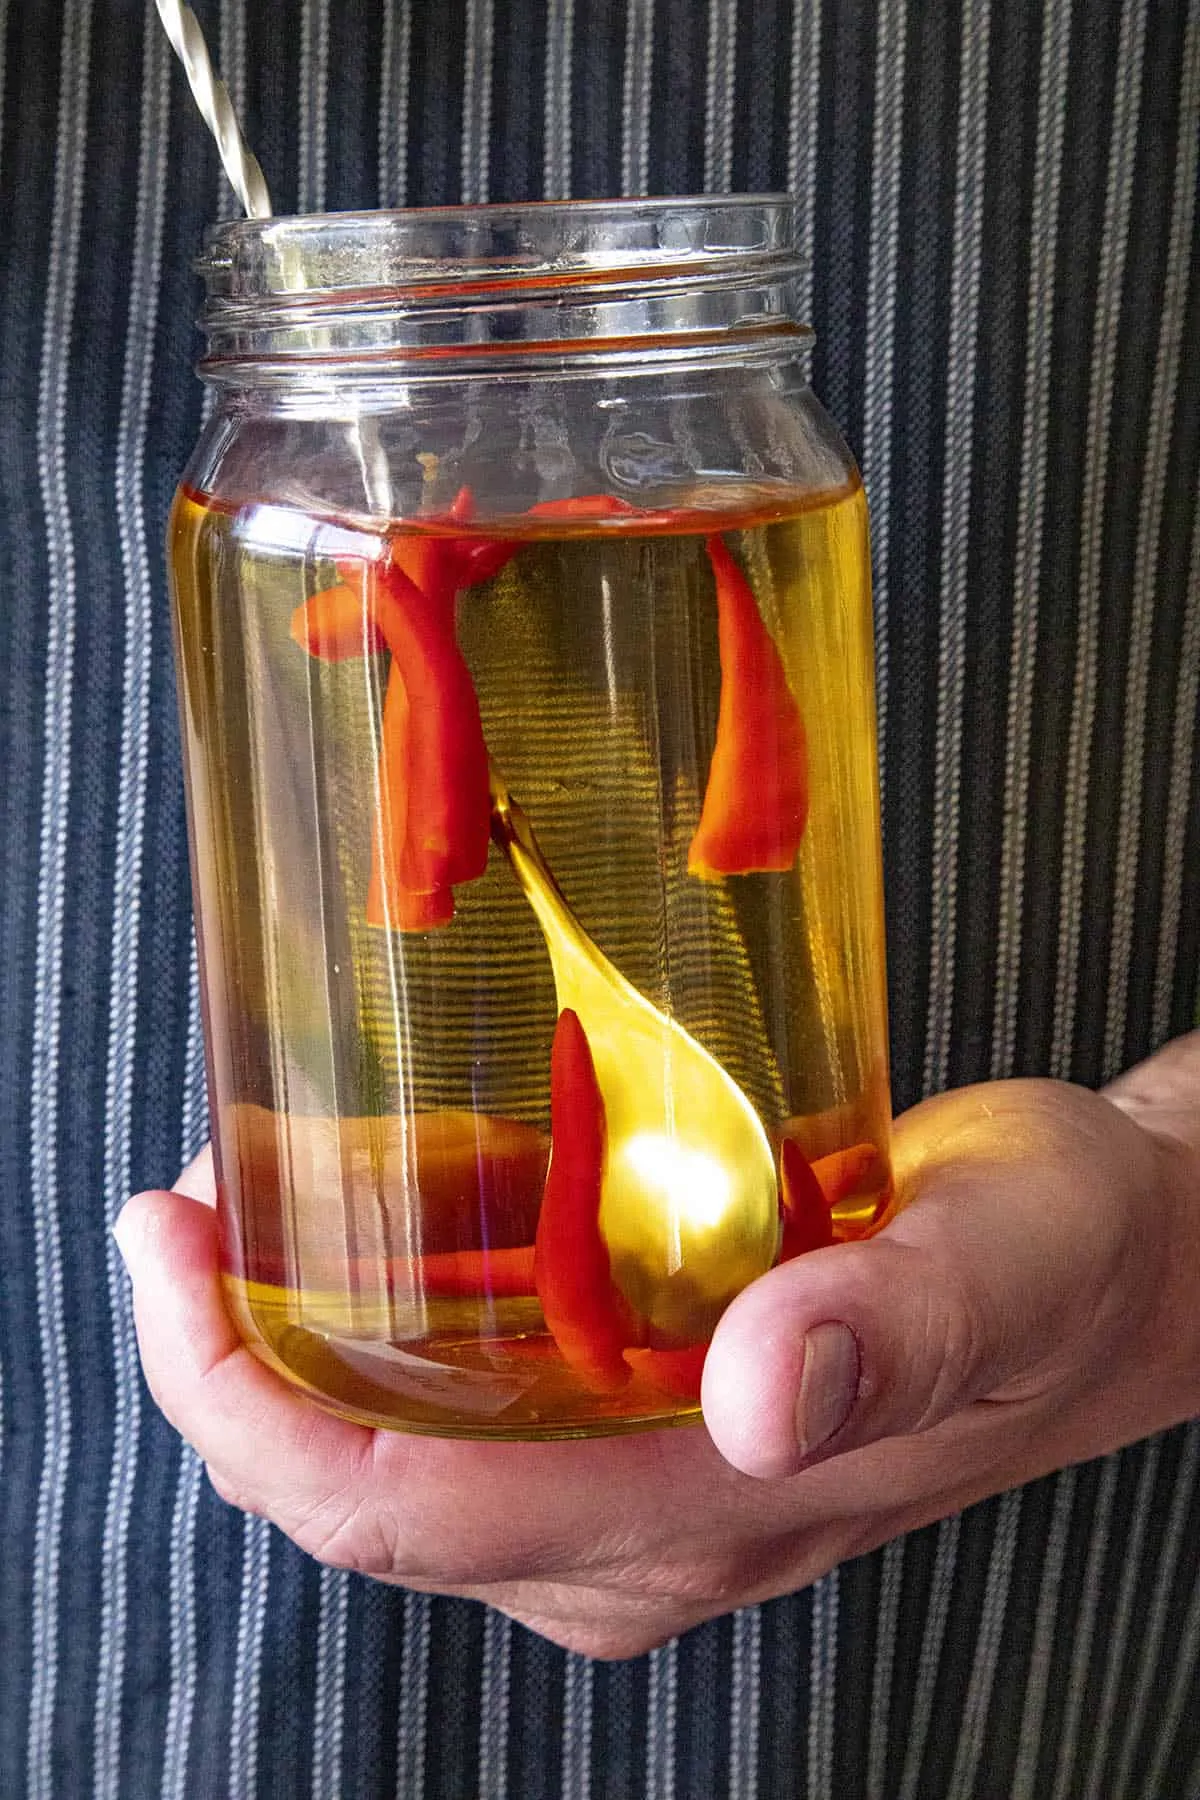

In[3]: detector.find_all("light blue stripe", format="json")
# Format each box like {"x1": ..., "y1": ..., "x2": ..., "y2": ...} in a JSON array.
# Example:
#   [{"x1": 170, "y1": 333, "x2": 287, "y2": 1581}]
[
  {"x1": 26, "y1": 2, "x2": 94, "y2": 1791},
  {"x1": 478, "y1": 1607, "x2": 512, "y2": 1800},
  {"x1": 543, "y1": 0, "x2": 575, "y2": 198},
  {"x1": 923, "y1": 0, "x2": 992, "y2": 1095},
  {"x1": 645, "y1": 1639, "x2": 678, "y2": 1800},
  {"x1": 92, "y1": 11, "x2": 171, "y2": 1793},
  {"x1": 1051, "y1": 0, "x2": 1148, "y2": 1078},
  {"x1": 1102, "y1": 0, "x2": 1200, "y2": 1076},
  {"x1": 897, "y1": 1515, "x2": 961, "y2": 1800},
  {"x1": 860, "y1": 0, "x2": 907, "y2": 772},
  {"x1": 948, "y1": 1489, "x2": 1023, "y2": 1796},
  {"x1": 378, "y1": 0, "x2": 411, "y2": 207},
  {"x1": 620, "y1": 0, "x2": 654, "y2": 198},
  {"x1": 787, "y1": 0, "x2": 821, "y2": 324},
  {"x1": 866, "y1": 1537, "x2": 905, "y2": 1800},
  {"x1": 702, "y1": 0, "x2": 737, "y2": 193},
  {"x1": 394, "y1": 1590, "x2": 432, "y2": 1798},
  {"x1": 728, "y1": 1606, "x2": 761, "y2": 1800},
  {"x1": 807, "y1": 1571, "x2": 839, "y2": 1800},
  {"x1": 992, "y1": 0, "x2": 1073, "y2": 1077},
  {"x1": 560, "y1": 1652, "x2": 594, "y2": 1800},
  {"x1": 227, "y1": 1514, "x2": 271, "y2": 1799},
  {"x1": 312, "y1": 1567, "x2": 351, "y2": 1800},
  {"x1": 460, "y1": 0, "x2": 494, "y2": 204},
  {"x1": 1011, "y1": 1469, "x2": 1078, "y2": 1800}
]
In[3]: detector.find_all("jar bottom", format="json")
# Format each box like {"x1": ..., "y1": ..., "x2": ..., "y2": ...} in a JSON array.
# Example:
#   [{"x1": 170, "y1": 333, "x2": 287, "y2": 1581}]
[{"x1": 223, "y1": 1276, "x2": 706, "y2": 1439}]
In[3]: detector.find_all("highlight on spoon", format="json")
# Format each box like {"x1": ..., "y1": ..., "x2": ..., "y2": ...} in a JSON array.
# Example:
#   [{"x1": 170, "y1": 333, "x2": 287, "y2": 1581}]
[{"x1": 489, "y1": 767, "x2": 781, "y2": 1341}]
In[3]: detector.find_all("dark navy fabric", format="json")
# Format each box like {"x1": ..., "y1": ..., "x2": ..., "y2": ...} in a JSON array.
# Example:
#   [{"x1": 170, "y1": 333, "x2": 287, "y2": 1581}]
[{"x1": 0, "y1": 1, "x2": 1198, "y2": 1795}]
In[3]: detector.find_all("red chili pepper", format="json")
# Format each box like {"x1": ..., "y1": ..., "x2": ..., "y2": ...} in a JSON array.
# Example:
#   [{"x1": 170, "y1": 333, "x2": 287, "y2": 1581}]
[
  {"x1": 365, "y1": 557, "x2": 491, "y2": 926},
  {"x1": 290, "y1": 581, "x2": 386, "y2": 660},
  {"x1": 534, "y1": 1008, "x2": 634, "y2": 1391},
  {"x1": 527, "y1": 494, "x2": 638, "y2": 519},
  {"x1": 778, "y1": 1138, "x2": 835, "y2": 1262},
  {"x1": 810, "y1": 1142, "x2": 881, "y2": 1209},
  {"x1": 624, "y1": 1343, "x2": 708, "y2": 1400},
  {"x1": 404, "y1": 1245, "x2": 536, "y2": 1299},
  {"x1": 689, "y1": 534, "x2": 809, "y2": 879}
]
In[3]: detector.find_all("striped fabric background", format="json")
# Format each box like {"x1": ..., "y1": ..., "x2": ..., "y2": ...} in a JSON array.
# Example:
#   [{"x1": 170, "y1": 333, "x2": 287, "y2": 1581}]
[{"x1": 0, "y1": 1, "x2": 1197, "y2": 1795}]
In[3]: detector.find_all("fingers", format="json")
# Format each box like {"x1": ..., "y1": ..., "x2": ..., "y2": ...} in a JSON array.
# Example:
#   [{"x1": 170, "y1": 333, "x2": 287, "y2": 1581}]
[
  {"x1": 703, "y1": 1078, "x2": 1164, "y2": 1480},
  {"x1": 114, "y1": 1188, "x2": 376, "y2": 1543}
]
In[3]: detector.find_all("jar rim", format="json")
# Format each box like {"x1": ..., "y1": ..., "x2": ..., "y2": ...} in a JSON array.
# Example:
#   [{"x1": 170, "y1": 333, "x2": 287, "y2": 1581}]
[
  {"x1": 198, "y1": 195, "x2": 803, "y2": 297},
  {"x1": 196, "y1": 197, "x2": 810, "y2": 376}
]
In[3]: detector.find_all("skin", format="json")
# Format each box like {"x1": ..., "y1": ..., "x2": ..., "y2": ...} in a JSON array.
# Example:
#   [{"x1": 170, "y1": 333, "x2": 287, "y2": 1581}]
[{"x1": 115, "y1": 1031, "x2": 1200, "y2": 1661}]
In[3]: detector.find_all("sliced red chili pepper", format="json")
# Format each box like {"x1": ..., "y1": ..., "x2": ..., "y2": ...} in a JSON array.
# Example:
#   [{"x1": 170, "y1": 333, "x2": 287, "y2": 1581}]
[
  {"x1": 386, "y1": 484, "x2": 476, "y2": 604},
  {"x1": 290, "y1": 581, "x2": 386, "y2": 660},
  {"x1": 405, "y1": 1245, "x2": 536, "y2": 1299},
  {"x1": 366, "y1": 557, "x2": 491, "y2": 925},
  {"x1": 778, "y1": 1138, "x2": 835, "y2": 1262},
  {"x1": 624, "y1": 1343, "x2": 708, "y2": 1400},
  {"x1": 534, "y1": 1008, "x2": 634, "y2": 1391},
  {"x1": 689, "y1": 534, "x2": 809, "y2": 879},
  {"x1": 527, "y1": 494, "x2": 638, "y2": 519},
  {"x1": 810, "y1": 1142, "x2": 881, "y2": 1209}
]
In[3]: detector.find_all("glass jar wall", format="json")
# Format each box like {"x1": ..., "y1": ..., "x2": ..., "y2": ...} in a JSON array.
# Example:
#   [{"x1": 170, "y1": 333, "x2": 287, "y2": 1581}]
[{"x1": 169, "y1": 200, "x2": 891, "y2": 1437}]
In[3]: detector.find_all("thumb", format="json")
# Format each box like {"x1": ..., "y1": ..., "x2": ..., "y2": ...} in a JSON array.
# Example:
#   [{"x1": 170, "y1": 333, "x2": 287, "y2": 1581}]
[{"x1": 702, "y1": 1078, "x2": 1162, "y2": 1479}]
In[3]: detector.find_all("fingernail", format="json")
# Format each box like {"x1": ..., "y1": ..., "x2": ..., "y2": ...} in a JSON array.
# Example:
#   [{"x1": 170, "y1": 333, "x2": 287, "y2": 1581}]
[{"x1": 795, "y1": 1322, "x2": 859, "y2": 1458}]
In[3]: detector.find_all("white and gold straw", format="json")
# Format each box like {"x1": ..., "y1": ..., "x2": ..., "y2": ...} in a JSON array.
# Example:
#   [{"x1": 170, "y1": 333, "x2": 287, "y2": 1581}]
[{"x1": 154, "y1": 0, "x2": 273, "y2": 219}]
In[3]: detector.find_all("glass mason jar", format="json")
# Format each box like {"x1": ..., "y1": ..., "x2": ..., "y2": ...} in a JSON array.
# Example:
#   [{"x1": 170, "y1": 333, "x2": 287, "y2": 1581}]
[{"x1": 168, "y1": 198, "x2": 891, "y2": 1439}]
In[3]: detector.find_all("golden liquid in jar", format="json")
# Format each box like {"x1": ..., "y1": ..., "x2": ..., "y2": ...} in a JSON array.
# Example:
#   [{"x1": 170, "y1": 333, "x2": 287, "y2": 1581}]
[{"x1": 168, "y1": 481, "x2": 891, "y2": 1437}]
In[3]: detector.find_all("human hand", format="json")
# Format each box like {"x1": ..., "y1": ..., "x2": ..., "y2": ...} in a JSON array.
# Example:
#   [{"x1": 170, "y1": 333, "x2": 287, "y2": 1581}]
[{"x1": 114, "y1": 1033, "x2": 1200, "y2": 1659}]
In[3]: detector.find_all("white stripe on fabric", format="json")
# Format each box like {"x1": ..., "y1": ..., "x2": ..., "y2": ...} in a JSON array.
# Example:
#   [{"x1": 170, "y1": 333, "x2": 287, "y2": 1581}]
[
  {"x1": 787, "y1": 0, "x2": 821, "y2": 323},
  {"x1": 394, "y1": 1591, "x2": 432, "y2": 1799},
  {"x1": 543, "y1": 0, "x2": 574, "y2": 199},
  {"x1": 897, "y1": 1515, "x2": 961, "y2": 1800},
  {"x1": 160, "y1": 959, "x2": 206, "y2": 1800},
  {"x1": 620, "y1": 0, "x2": 654, "y2": 198},
  {"x1": 1079, "y1": 1439, "x2": 1166, "y2": 1800},
  {"x1": 806, "y1": 1571, "x2": 839, "y2": 1800},
  {"x1": 866, "y1": 1537, "x2": 905, "y2": 1800},
  {"x1": 26, "y1": 2, "x2": 93, "y2": 1792},
  {"x1": 947, "y1": 1489, "x2": 1024, "y2": 1796},
  {"x1": 478, "y1": 1606, "x2": 512, "y2": 1800},
  {"x1": 702, "y1": 0, "x2": 737, "y2": 194},
  {"x1": 227, "y1": 1514, "x2": 271, "y2": 1800},
  {"x1": 179, "y1": 938, "x2": 208, "y2": 1162},
  {"x1": 991, "y1": 0, "x2": 1073, "y2": 1077},
  {"x1": 1010, "y1": 1468, "x2": 1078, "y2": 1800},
  {"x1": 378, "y1": 0, "x2": 412, "y2": 207},
  {"x1": 299, "y1": 0, "x2": 330, "y2": 215},
  {"x1": 161, "y1": 1449, "x2": 204, "y2": 1800},
  {"x1": 645, "y1": 1639, "x2": 678, "y2": 1800},
  {"x1": 560, "y1": 1652, "x2": 594, "y2": 1800},
  {"x1": 1050, "y1": 0, "x2": 1148, "y2": 1079},
  {"x1": 312, "y1": 1567, "x2": 351, "y2": 1800},
  {"x1": 1152, "y1": 505, "x2": 1200, "y2": 1042},
  {"x1": 92, "y1": 11, "x2": 171, "y2": 1796},
  {"x1": 460, "y1": 0, "x2": 494, "y2": 205},
  {"x1": 1109, "y1": 1429, "x2": 1200, "y2": 1799},
  {"x1": 727, "y1": 1606, "x2": 761, "y2": 1800},
  {"x1": 923, "y1": 0, "x2": 991, "y2": 1097},
  {"x1": 1102, "y1": 2, "x2": 1200, "y2": 1077},
  {"x1": 1146, "y1": 1433, "x2": 1200, "y2": 1799},
  {"x1": 1049, "y1": 1454, "x2": 1120, "y2": 1800},
  {"x1": 859, "y1": 0, "x2": 906, "y2": 772}
]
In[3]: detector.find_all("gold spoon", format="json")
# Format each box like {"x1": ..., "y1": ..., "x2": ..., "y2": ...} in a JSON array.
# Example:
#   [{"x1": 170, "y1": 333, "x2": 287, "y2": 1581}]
[{"x1": 489, "y1": 767, "x2": 780, "y2": 1341}]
